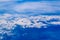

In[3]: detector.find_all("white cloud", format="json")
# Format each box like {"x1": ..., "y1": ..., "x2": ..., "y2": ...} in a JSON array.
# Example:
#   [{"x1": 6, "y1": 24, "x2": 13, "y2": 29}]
[
  {"x1": 0, "y1": 13, "x2": 60, "y2": 38},
  {"x1": 13, "y1": 1, "x2": 60, "y2": 14},
  {"x1": 0, "y1": 14, "x2": 60, "y2": 29},
  {"x1": 0, "y1": 1, "x2": 60, "y2": 39},
  {"x1": 50, "y1": 22, "x2": 60, "y2": 25},
  {"x1": 15, "y1": 18, "x2": 31, "y2": 27}
]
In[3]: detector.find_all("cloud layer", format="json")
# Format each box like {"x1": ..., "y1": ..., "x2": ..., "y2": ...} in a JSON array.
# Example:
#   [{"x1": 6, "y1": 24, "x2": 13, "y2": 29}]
[
  {"x1": 0, "y1": 1, "x2": 60, "y2": 40},
  {"x1": 0, "y1": 13, "x2": 60, "y2": 29},
  {"x1": 0, "y1": 1, "x2": 60, "y2": 15},
  {"x1": 0, "y1": 13, "x2": 60, "y2": 39},
  {"x1": 12, "y1": 1, "x2": 60, "y2": 15}
]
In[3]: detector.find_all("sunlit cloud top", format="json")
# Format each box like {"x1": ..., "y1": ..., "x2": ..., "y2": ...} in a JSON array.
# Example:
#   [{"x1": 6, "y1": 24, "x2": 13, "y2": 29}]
[{"x1": 0, "y1": 13, "x2": 60, "y2": 29}]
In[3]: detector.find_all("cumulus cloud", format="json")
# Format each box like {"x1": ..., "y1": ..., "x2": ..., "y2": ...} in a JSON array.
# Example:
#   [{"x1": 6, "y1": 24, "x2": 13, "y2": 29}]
[
  {"x1": 0, "y1": 13, "x2": 60, "y2": 29},
  {"x1": 13, "y1": 1, "x2": 60, "y2": 15},
  {"x1": 0, "y1": 13, "x2": 60, "y2": 39}
]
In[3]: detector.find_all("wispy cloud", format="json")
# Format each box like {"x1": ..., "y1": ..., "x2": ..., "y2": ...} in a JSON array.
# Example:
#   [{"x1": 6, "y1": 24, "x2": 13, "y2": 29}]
[
  {"x1": 0, "y1": 0, "x2": 11, "y2": 2},
  {"x1": 0, "y1": 1, "x2": 60, "y2": 15},
  {"x1": 13, "y1": 1, "x2": 60, "y2": 15}
]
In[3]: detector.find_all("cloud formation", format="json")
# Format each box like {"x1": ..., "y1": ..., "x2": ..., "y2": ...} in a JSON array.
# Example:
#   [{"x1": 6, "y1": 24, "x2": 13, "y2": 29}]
[
  {"x1": 0, "y1": 1, "x2": 60, "y2": 15},
  {"x1": 13, "y1": 1, "x2": 60, "y2": 15},
  {"x1": 0, "y1": 1, "x2": 60, "y2": 40},
  {"x1": 0, "y1": 13, "x2": 60, "y2": 29},
  {"x1": 0, "y1": 13, "x2": 60, "y2": 39}
]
